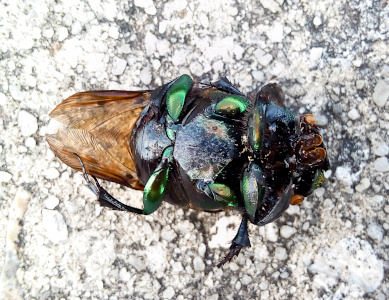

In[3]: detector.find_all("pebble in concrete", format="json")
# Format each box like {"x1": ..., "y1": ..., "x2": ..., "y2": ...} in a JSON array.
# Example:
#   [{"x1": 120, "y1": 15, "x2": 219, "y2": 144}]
[
  {"x1": 280, "y1": 225, "x2": 297, "y2": 239},
  {"x1": 373, "y1": 141, "x2": 389, "y2": 157},
  {"x1": 43, "y1": 167, "x2": 60, "y2": 180},
  {"x1": 348, "y1": 108, "x2": 360, "y2": 120},
  {"x1": 193, "y1": 256, "x2": 205, "y2": 271},
  {"x1": 0, "y1": 171, "x2": 12, "y2": 183},
  {"x1": 42, "y1": 209, "x2": 68, "y2": 244},
  {"x1": 44, "y1": 196, "x2": 60, "y2": 209},
  {"x1": 355, "y1": 178, "x2": 370, "y2": 192},
  {"x1": 162, "y1": 286, "x2": 175, "y2": 299},
  {"x1": 111, "y1": 56, "x2": 127, "y2": 76},
  {"x1": 372, "y1": 80, "x2": 389, "y2": 107},
  {"x1": 274, "y1": 247, "x2": 288, "y2": 260},
  {"x1": 367, "y1": 223, "x2": 384, "y2": 242},
  {"x1": 18, "y1": 110, "x2": 38, "y2": 137},
  {"x1": 373, "y1": 157, "x2": 389, "y2": 172}
]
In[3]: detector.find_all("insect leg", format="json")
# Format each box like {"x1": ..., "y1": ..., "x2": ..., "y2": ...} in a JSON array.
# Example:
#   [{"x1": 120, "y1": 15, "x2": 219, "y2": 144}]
[
  {"x1": 75, "y1": 154, "x2": 99, "y2": 195},
  {"x1": 217, "y1": 217, "x2": 251, "y2": 268},
  {"x1": 240, "y1": 162, "x2": 266, "y2": 223},
  {"x1": 142, "y1": 146, "x2": 173, "y2": 215},
  {"x1": 204, "y1": 94, "x2": 249, "y2": 120},
  {"x1": 165, "y1": 74, "x2": 193, "y2": 140},
  {"x1": 201, "y1": 77, "x2": 244, "y2": 96},
  {"x1": 75, "y1": 154, "x2": 144, "y2": 214},
  {"x1": 196, "y1": 180, "x2": 239, "y2": 208}
]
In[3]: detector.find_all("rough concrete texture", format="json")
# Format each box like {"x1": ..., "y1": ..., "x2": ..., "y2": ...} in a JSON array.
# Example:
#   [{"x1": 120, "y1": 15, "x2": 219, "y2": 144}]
[{"x1": 1, "y1": 0, "x2": 388, "y2": 299}]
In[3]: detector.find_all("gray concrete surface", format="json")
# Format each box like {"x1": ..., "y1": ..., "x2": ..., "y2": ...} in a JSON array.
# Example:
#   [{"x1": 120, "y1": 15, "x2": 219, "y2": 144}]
[{"x1": 0, "y1": 0, "x2": 388, "y2": 299}]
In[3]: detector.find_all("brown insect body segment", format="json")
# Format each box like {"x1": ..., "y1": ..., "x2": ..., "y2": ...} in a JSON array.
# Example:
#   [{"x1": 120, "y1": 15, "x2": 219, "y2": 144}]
[{"x1": 46, "y1": 90, "x2": 151, "y2": 190}]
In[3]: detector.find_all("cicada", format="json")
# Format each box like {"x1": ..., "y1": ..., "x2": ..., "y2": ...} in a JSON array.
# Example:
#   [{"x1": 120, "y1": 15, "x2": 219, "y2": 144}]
[{"x1": 47, "y1": 75, "x2": 329, "y2": 267}]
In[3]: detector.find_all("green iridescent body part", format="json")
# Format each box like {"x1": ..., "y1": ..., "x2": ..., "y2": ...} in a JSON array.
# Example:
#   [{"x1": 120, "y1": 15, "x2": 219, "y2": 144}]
[
  {"x1": 143, "y1": 146, "x2": 173, "y2": 215},
  {"x1": 143, "y1": 75, "x2": 193, "y2": 214},
  {"x1": 248, "y1": 102, "x2": 266, "y2": 153},
  {"x1": 214, "y1": 95, "x2": 248, "y2": 117},
  {"x1": 241, "y1": 162, "x2": 266, "y2": 222},
  {"x1": 166, "y1": 74, "x2": 192, "y2": 122},
  {"x1": 196, "y1": 181, "x2": 239, "y2": 207},
  {"x1": 165, "y1": 75, "x2": 193, "y2": 140}
]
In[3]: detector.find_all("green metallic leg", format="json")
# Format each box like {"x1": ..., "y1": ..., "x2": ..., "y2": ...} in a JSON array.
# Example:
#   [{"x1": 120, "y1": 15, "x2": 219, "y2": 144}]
[
  {"x1": 240, "y1": 162, "x2": 266, "y2": 223},
  {"x1": 214, "y1": 95, "x2": 248, "y2": 117},
  {"x1": 217, "y1": 217, "x2": 251, "y2": 268},
  {"x1": 165, "y1": 74, "x2": 193, "y2": 140},
  {"x1": 205, "y1": 94, "x2": 249, "y2": 119},
  {"x1": 76, "y1": 146, "x2": 174, "y2": 216},
  {"x1": 203, "y1": 77, "x2": 248, "y2": 118},
  {"x1": 247, "y1": 101, "x2": 266, "y2": 154},
  {"x1": 196, "y1": 181, "x2": 239, "y2": 208},
  {"x1": 142, "y1": 146, "x2": 174, "y2": 215}
]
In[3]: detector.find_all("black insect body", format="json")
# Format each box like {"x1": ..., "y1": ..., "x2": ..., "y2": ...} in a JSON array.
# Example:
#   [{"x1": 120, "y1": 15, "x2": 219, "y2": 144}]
[{"x1": 47, "y1": 75, "x2": 329, "y2": 267}]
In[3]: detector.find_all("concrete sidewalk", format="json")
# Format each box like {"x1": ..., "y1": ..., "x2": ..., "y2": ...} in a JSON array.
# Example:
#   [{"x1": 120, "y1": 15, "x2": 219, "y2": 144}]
[{"x1": 0, "y1": 0, "x2": 388, "y2": 299}]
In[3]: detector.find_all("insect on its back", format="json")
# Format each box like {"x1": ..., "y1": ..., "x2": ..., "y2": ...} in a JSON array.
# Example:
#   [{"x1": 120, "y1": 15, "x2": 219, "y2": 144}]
[{"x1": 47, "y1": 75, "x2": 329, "y2": 267}]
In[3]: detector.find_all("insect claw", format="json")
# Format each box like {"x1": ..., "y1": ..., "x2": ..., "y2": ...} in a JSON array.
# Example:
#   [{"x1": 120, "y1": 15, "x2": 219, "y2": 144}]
[
  {"x1": 92, "y1": 176, "x2": 101, "y2": 189},
  {"x1": 198, "y1": 81, "x2": 212, "y2": 87},
  {"x1": 217, "y1": 243, "x2": 244, "y2": 268},
  {"x1": 218, "y1": 217, "x2": 250, "y2": 267},
  {"x1": 74, "y1": 153, "x2": 100, "y2": 196}
]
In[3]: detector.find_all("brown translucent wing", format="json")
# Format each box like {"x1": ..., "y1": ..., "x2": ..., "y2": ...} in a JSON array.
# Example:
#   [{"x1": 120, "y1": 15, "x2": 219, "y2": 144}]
[{"x1": 46, "y1": 90, "x2": 151, "y2": 190}]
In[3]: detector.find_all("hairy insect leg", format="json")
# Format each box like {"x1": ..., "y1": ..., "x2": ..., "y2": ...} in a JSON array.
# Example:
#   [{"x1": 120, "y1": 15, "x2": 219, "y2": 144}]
[
  {"x1": 75, "y1": 154, "x2": 144, "y2": 214},
  {"x1": 217, "y1": 217, "x2": 251, "y2": 268},
  {"x1": 201, "y1": 77, "x2": 244, "y2": 96}
]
